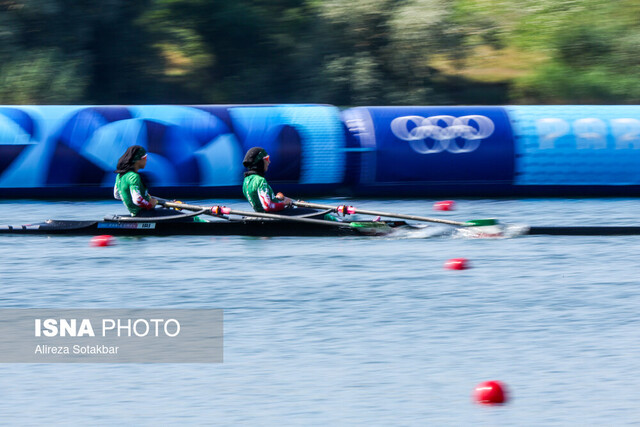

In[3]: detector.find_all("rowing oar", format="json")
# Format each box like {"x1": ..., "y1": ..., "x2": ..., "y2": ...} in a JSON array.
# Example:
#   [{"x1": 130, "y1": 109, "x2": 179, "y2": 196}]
[
  {"x1": 293, "y1": 201, "x2": 497, "y2": 227},
  {"x1": 159, "y1": 201, "x2": 353, "y2": 228}
]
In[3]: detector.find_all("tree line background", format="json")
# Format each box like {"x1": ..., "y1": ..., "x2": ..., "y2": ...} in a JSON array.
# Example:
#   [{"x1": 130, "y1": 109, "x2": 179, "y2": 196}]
[{"x1": 1, "y1": 0, "x2": 639, "y2": 106}]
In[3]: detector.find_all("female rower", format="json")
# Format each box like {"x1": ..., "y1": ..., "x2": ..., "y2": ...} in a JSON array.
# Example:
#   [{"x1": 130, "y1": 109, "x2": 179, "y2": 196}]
[
  {"x1": 242, "y1": 147, "x2": 294, "y2": 213},
  {"x1": 241, "y1": 146, "x2": 332, "y2": 220},
  {"x1": 113, "y1": 145, "x2": 175, "y2": 217}
]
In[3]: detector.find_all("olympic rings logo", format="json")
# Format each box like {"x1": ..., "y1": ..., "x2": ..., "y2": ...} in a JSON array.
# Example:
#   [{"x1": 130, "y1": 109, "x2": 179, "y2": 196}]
[{"x1": 390, "y1": 115, "x2": 495, "y2": 154}]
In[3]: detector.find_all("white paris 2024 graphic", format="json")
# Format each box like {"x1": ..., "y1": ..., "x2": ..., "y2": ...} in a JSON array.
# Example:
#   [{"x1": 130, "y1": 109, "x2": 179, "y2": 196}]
[
  {"x1": 391, "y1": 115, "x2": 496, "y2": 154},
  {"x1": 535, "y1": 118, "x2": 640, "y2": 150},
  {"x1": 391, "y1": 114, "x2": 640, "y2": 153}
]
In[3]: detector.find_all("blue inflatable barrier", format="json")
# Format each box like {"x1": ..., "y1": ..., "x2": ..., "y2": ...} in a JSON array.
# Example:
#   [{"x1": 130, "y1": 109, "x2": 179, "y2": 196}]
[
  {"x1": 0, "y1": 104, "x2": 346, "y2": 197},
  {"x1": 507, "y1": 105, "x2": 640, "y2": 185},
  {"x1": 342, "y1": 106, "x2": 515, "y2": 195},
  {"x1": 2, "y1": 104, "x2": 640, "y2": 198}
]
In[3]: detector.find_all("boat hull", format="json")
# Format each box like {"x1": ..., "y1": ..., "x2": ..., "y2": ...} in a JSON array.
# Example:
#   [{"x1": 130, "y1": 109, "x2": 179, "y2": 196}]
[{"x1": 0, "y1": 219, "x2": 407, "y2": 237}]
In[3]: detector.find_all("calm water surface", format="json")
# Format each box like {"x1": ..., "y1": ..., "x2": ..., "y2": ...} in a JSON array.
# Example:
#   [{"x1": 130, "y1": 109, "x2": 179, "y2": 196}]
[{"x1": 1, "y1": 199, "x2": 640, "y2": 426}]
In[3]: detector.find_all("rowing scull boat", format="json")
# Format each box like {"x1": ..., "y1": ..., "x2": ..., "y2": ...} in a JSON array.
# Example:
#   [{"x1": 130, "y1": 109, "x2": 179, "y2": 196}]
[
  {"x1": 0, "y1": 217, "x2": 411, "y2": 237},
  {"x1": 2, "y1": 218, "x2": 639, "y2": 236}
]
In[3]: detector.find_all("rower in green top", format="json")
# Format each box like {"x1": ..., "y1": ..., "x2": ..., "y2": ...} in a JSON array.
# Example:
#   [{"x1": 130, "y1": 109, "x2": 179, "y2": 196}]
[
  {"x1": 113, "y1": 145, "x2": 185, "y2": 218},
  {"x1": 242, "y1": 147, "x2": 294, "y2": 213},
  {"x1": 241, "y1": 146, "x2": 338, "y2": 220}
]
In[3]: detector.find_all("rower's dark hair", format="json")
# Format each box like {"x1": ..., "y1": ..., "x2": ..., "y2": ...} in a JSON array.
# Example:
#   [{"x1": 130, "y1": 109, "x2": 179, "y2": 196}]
[
  {"x1": 115, "y1": 145, "x2": 146, "y2": 175},
  {"x1": 243, "y1": 146, "x2": 267, "y2": 177}
]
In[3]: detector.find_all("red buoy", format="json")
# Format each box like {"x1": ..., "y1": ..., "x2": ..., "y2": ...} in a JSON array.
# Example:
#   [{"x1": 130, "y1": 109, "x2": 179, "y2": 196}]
[
  {"x1": 434, "y1": 200, "x2": 455, "y2": 211},
  {"x1": 90, "y1": 235, "x2": 115, "y2": 247},
  {"x1": 444, "y1": 258, "x2": 470, "y2": 270},
  {"x1": 473, "y1": 381, "x2": 508, "y2": 405}
]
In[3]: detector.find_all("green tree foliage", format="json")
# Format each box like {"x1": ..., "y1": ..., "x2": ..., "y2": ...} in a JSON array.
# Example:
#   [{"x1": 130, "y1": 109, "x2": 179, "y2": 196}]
[
  {"x1": 0, "y1": 49, "x2": 87, "y2": 103},
  {"x1": 0, "y1": 0, "x2": 638, "y2": 105},
  {"x1": 512, "y1": 2, "x2": 640, "y2": 103}
]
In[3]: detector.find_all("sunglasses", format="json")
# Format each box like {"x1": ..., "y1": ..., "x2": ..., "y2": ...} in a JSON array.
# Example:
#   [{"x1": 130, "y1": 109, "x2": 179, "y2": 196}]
[{"x1": 263, "y1": 155, "x2": 270, "y2": 162}]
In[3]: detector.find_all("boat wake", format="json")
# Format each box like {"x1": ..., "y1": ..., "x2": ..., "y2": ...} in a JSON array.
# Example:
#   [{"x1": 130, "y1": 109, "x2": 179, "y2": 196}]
[
  {"x1": 383, "y1": 225, "x2": 453, "y2": 239},
  {"x1": 385, "y1": 223, "x2": 531, "y2": 239},
  {"x1": 499, "y1": 223, "x2": 531, "y2": 238},
  {"x1": 452, "y1": 223, "x2": 530, "y2": 239}
]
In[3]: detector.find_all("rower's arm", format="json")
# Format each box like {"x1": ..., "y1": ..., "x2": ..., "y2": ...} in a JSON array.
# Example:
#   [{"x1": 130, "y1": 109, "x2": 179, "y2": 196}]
[
  {"x1": 257, "y1": 183, "x2": 288, "y2": 212},
  {"x1": 113, "y1": 183, "x2": 122, "y2": 201},
  {"x1": 130, "y1": 186, "x2": 154, "y2": 210}
]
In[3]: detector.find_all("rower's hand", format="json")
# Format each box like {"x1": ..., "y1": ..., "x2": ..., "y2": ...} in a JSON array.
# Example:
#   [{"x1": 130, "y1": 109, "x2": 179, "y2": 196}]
[
  {"x1": 276, "y1": 192, "x2": 293, "y2": 206},
  {"x1": 149, "y1": 197, "x2": 158, "y2": 208}
]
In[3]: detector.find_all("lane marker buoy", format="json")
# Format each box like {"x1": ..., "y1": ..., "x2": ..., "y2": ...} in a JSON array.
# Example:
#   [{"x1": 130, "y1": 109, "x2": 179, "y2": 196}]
[
  {"x1": 90, "y1": 235, "x2": 115, "y2": 247},
  {"x1": 434, "y1": 200, "x2": 455, "y2": 211},
  {"x1": 473, "y1": 381, "x2": 508, "y2": 405},
  {"x1": 444, "y1": 258, "x2": 470, "y2": 270}
]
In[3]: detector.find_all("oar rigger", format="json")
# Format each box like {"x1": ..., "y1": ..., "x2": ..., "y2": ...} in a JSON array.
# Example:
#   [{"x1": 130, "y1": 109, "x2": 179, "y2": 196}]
[
  {"x1": 210, "y1": 206, "x2": 231, "y2": 216},
  {"x1": 294, "y1": 200, "x2": 500, "y2": 229}
]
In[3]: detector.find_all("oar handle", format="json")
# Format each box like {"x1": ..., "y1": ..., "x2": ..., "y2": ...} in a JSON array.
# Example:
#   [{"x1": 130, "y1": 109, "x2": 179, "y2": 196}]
[
  {"x1": 161, "y1": 201, "x2": 352, "y2": 228},
  {"x1": 162, "y1": 201, "x2": 217, "y2": 212},
  {"x1": 293, "y1": 200, "x2": 467, "y2": 226}
]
